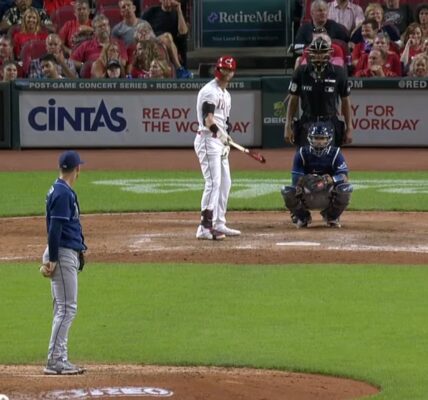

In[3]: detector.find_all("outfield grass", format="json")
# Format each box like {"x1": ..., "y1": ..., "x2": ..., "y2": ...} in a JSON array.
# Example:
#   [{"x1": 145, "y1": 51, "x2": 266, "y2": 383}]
[
  {"x1": 0, "y1": 170, "x2": 427, "y2": 216},
  {"x1": 1, "y1": 263, "x2": 428, "y2": 399}
]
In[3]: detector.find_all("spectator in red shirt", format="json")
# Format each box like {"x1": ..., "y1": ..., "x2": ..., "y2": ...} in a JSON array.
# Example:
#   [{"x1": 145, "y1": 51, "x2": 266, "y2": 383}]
[
  {"x1": 12, "y1": 7, "x2": 48, "y2": 59},
  {"x1": 351, "y1": 19, "x2": 377, "y2": 68},
  {"x1": 0, "y1": 35, "x2": 23, "y2": 79},
  {"x1": 71, "y1": 14, "x2": 127, "y2": 70},
  {"x1": 400, "y1": 22, "x2": 424, "y2": 71},
  {"x1": 354, "y1": 31, "x2": 402, "y2": 75},
  {"x1": 129, "y1": 21, "x2": 173, "y2": 78},
  {"x1": 59, "y1": 0, "x2": 93, "y2": 54},
  {"x1": 355, "y1": 48, "x2": 397, "y2": 76}
]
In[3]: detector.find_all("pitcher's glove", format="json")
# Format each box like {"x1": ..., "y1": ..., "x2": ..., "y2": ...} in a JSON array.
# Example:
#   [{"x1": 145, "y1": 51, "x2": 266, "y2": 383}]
[
  {"x1": 78, "y1": 252, "x2": 85, "y2": 272},
  {"x1": 299, "y1": 174, "x2": 331, "y2": 194}
]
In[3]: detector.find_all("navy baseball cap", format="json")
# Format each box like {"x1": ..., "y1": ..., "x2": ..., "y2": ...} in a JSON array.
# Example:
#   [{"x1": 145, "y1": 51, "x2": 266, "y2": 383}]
[{"x1": 58, "y1": 150, "x2": 84, "y2": 169}]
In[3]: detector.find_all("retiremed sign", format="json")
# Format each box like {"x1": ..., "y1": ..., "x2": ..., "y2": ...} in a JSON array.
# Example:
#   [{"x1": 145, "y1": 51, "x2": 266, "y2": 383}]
[{"x1": 201, "y1": 0, "x2": 287, "y2": 47}]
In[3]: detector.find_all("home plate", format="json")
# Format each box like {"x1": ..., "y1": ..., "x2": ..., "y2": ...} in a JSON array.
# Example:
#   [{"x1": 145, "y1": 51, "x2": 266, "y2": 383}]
[{"x1": 276, "y1": 241, "x2": 321, "y2": 246}]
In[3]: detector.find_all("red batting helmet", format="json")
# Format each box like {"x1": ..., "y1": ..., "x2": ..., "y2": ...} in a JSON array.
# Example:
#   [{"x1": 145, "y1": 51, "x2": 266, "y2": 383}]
[{"x1": 215, "y1": 55, "x2": 237, "y2": 79}]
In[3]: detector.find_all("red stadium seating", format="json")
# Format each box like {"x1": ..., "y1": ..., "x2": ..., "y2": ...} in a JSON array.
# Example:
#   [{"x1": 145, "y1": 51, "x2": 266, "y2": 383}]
[
  {"x1": 96, "y1": 0, "x2": 119, "y2": 11},
  {"x1": 51, "y1": 5, "x2": 75, "y2": 30},
  {"x1": 141, "y1": 0, "x2": 161, "y2": 12},
  {"x1": 20, "y1": 39, "x2": 47, "y2": 75},
  {"x1": 102, "y1": 6, "x2": 123, "y2": 27},
  {"x1": 79, "y1": 60, "x2": 94, "y2": 78}
]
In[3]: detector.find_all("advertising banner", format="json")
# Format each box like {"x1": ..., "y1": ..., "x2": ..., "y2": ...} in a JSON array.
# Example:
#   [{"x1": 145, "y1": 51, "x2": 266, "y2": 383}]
[
  {"x1": 262, "y1": 77, "x2": 428, "y2": 147},
  {"x1": 18, "y1": 83, "x2": 261, "y2": 148},
  {"x1": 201, "y1": 0, "x2": 287, "y2": 47}
]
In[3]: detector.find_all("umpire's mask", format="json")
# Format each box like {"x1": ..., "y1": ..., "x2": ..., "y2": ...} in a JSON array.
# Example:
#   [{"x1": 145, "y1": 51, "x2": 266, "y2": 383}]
[{"x1": 307, "y1": 37, "x2": 332, "y2": 76}]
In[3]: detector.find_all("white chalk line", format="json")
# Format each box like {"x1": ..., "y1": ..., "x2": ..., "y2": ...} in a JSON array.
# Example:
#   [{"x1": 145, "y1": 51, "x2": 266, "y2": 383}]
[
  {"x1": 128, "y1": 236, "x2": 428, "y2": 254},
  {"x1": 327, "y1": 244, "x2": 428, "y2": 253},
  {"x1": 277, "y1": 242, "x2": 321, "y2": 246},
  {"x1": 0, "y1": 256, "x2": 34, "y2": 261}
]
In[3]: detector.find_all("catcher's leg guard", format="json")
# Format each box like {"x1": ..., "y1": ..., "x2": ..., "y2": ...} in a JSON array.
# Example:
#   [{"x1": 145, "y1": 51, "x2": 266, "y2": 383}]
[
  {"x1": 322, "y1": 183, "x2": 353, "y2": 221},
  {"x1": 281, "y1": 186, "x2": 311, "y2": 223}
]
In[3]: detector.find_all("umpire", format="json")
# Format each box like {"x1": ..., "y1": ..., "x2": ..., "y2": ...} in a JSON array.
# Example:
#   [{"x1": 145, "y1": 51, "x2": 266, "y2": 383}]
[{"x1": 285, "y1": 36, "x2": 353, "y2": 147}]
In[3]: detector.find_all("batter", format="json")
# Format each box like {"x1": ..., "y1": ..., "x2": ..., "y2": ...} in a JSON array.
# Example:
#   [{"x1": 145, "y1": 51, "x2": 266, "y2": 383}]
[{"x1": 194, "y1": 55, "x2": 241, "y2": 240}]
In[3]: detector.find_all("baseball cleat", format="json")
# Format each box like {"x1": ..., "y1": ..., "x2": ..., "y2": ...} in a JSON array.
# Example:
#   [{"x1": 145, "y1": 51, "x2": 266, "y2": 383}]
[
  {"x1": 44, "y1": 360, "x2": 86, "y2": 375},
  {"x1": 294, "y1": 215, "x2": 312, "y2": 229},
  {"x1": 321, "y1": 213, "x2": 341, "y2": 228},
  {"x1": 215, "y1": 225, "x2": 241, "y2": 236},
  {"x1": 196, "y1": 225, "x2": 226, "y2": 240},
  {"x1": 326, "y1": 219, "x2": 341, "y2": 228}
]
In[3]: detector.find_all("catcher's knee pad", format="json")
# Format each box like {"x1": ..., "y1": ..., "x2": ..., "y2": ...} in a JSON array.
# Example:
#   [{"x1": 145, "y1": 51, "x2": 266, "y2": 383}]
[
  {"x1": 281, "y1": 186, "x2": 298, "y2": 209},
  {"x1": 334, "y1": 183, "x2": 353, "y2": 206}
]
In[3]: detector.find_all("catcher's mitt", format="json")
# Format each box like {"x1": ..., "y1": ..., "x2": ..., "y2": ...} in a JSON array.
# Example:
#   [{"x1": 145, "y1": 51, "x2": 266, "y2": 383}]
[{"x1": 299, "y1": 174, "x2": 330, "y2": 194}]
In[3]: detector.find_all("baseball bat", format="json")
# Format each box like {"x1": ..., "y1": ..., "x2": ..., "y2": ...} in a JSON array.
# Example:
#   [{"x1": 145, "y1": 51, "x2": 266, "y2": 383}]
[{"x1": 228, "y1": 138, "x2": 266, "y2": 164}]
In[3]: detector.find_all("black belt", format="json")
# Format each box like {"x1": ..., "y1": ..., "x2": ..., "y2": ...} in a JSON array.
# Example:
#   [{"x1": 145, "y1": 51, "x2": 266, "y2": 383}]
[{"x1": 302, "y1": 115, "x2": 336, "y2": 122}]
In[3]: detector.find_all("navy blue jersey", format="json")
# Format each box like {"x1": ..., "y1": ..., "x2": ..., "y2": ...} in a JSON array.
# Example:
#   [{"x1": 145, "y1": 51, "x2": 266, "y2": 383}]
[
  {"x1": 291, "y1": 146, "x2": 349, "y2": 186},
  {"x1": 46, "y1": 179, "x2": 86, "y2": 253}
]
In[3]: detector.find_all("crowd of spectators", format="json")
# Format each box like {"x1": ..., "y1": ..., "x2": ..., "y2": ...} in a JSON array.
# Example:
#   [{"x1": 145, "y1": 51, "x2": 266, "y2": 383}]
[
  {"x1": 294, "y1": 0, "x2": 428, "y2": 78},
  {"x1": 0, "y1": 0, "x2": 192, "y2": 81}
]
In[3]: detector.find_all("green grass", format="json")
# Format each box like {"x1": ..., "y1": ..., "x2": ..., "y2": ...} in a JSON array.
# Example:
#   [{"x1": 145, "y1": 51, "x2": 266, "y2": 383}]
[
  {"x1": 2, "y1": 263, "x2": 428, "y2": 399},
  {"x1": 0, "y1": 170, "x2": 427, "y2": 216}
]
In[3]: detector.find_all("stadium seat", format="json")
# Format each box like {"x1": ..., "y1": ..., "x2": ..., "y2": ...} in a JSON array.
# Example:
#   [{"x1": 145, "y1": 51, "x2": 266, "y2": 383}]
[
  {"x1": 20, "y1": 39, "x2": 47, "y2": 75},
  {"x1": 7, "y1": 24, "x2": 20, "y2": 40},
  {"x1": 96, "y1": 0, "x2": 120, "y2": 11},
  {"x1": 44, "y1": 0, "x2": 73, "y2": 17},
  {"x1": 79, "y1": 60, "x2": 94, "y2": 78},
  {"x1": 102, "y1": 6, "x2": 123, "y2": 27},
  {"x1": 140, "y1": 0, "x2": 161, "y2": 12},
  {"x1": 51, "y1": 5, "x2": 75, "y2": 30}
]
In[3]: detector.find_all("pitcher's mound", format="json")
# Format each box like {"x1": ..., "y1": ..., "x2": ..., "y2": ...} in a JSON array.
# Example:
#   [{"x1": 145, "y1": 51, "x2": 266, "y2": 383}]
[{"x1": 0, "y1": 364, "x2": 378, "y2": 400}]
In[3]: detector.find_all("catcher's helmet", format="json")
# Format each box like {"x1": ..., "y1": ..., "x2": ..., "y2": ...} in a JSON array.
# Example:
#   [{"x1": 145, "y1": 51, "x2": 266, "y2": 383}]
[
  {"x1": 307, "y1": 122, "x2": 333, "y2": 156},
  {"x1": 307, "y1": 37, "x2": 332, "y2": 73},
  {"x1": 215, "y1": 55, "x2": 237, "y2": 79}
]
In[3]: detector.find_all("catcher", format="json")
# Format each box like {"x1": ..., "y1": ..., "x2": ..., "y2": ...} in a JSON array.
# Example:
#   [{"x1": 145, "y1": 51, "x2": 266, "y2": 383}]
[{"x1": 281, "y1": 122, "x2": 353, "y2": 228}]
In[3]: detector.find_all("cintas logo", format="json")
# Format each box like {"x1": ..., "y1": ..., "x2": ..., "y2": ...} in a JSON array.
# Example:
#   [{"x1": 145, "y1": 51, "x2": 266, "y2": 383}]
[{"x1": 28, "y1": 99, "x2": 127, "y2": 132}]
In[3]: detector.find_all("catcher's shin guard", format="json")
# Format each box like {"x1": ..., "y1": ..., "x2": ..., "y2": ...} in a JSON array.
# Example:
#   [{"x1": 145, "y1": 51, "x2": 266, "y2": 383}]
[
  {"x1": 281, "y1": 186, "x2": 311, "y2": 222},
  {"x1": 322, "y1": 182, "x2": 353, "y2": 220}
]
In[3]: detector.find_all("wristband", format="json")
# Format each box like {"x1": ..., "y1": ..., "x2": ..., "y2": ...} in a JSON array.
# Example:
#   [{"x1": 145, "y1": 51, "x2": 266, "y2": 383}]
[{"x1": 209, "y1": 124, "x2": 219, "y2": 135}]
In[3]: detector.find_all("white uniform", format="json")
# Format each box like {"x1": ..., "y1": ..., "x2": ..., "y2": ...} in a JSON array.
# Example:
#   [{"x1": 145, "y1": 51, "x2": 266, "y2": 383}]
[{"x1": 194, "y1": 78, "x2": 232, "y2": 231}]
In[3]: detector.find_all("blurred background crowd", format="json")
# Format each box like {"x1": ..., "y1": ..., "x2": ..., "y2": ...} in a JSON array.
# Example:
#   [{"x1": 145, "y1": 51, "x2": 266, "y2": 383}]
[{"x1": 0, "y1": 0, "x2": 427, "y2": 82}]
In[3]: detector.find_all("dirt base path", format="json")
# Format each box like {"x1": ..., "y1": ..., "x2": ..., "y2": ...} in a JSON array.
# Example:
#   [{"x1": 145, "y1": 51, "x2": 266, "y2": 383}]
[{"x1": 1, "y1": 211, "x2": 427, "y2": 265}]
